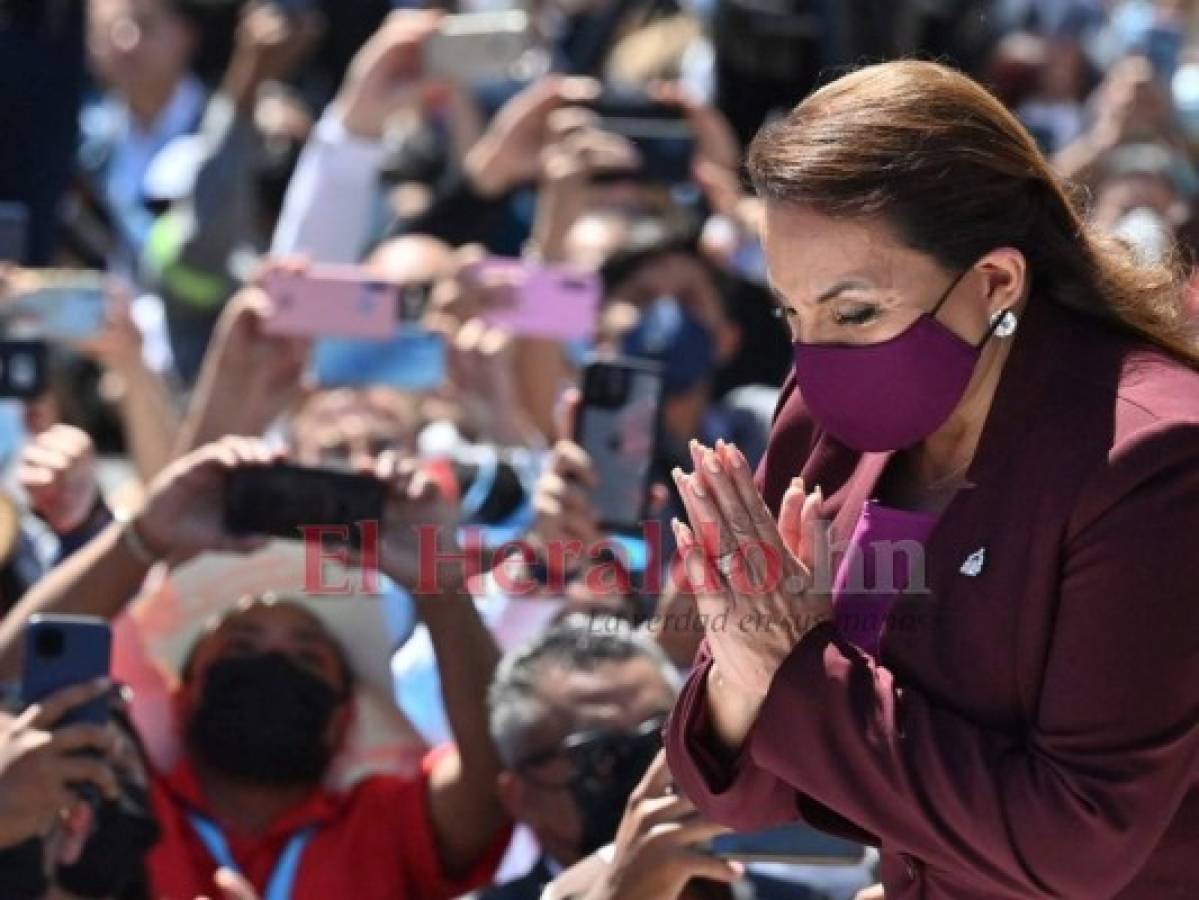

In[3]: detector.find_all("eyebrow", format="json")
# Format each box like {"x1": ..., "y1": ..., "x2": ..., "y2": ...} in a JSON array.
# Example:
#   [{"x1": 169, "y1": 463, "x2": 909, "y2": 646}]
[
  {"x1": 815, "y1": 278, "x2": 872, "y2": 303},
  {"x1": 768, "y1": 278, "x2": 871, "y2": 311}
]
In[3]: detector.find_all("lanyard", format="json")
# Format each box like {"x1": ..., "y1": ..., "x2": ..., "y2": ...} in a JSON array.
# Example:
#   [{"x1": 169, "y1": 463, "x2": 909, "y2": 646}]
[{"x1": 187, "y1": 813, "x2": 315, "y2": 900}]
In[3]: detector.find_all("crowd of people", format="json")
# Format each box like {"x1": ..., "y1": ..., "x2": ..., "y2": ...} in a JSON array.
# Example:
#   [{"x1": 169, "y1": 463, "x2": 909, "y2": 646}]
[{"x1": 0, "y1": 0, "x2": 1198, "y2": 898}]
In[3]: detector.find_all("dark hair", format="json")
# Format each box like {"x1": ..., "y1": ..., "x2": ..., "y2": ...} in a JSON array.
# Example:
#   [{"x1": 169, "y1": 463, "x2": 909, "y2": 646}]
[
  {"x1": 747, "y1": 60, "x2": 1199, "y2": 364},
  {"x1": 487, "y1": 614, "x2": 678, "y2": 766}
]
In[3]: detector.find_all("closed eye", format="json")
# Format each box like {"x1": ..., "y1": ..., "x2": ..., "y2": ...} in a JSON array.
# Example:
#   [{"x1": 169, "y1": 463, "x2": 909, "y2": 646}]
[{"x1": 834, "y1": 305, "x2": 880, "y2": 326}]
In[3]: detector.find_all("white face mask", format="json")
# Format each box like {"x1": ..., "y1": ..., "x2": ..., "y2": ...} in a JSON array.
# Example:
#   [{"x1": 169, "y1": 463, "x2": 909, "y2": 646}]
[{"x1": 1112, "y1": 206, "x2": 1175, "y2": 264}]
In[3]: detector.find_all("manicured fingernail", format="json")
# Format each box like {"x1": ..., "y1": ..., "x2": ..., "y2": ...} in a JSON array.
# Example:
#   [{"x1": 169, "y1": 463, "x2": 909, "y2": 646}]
[
  {"x1": 671, "y1": 466, "x2": 685, "y2": 486},
  {"x1": 815, "y1": 485, "x2": 823, "y2": 503},
  {"x1": 689, "y1": 473, "x2": 706, "y2": 498},
  {"x1": 732, "y1": 444, "x2": 748, "y2": 468},
  {"x1": 703, "y1": 449, "x2": 721, "y2": 474}
]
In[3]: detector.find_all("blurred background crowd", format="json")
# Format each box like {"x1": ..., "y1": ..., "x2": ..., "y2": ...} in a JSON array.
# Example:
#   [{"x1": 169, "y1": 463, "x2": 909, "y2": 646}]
[{"x1": 1, "y1": 0, "x2": 1199, "y2": 898}]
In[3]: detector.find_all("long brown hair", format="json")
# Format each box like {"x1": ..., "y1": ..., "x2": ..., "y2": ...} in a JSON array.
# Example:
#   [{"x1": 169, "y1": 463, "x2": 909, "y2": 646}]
[{"x1": 747, "y1": 60, "x2": 1199, "y2": 364}]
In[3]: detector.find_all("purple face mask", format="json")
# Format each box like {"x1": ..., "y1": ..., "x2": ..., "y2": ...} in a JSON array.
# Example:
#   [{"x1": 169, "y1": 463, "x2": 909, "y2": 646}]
[{"x1": 791, "y1": 268, "x2": 1007, "y2": 452}]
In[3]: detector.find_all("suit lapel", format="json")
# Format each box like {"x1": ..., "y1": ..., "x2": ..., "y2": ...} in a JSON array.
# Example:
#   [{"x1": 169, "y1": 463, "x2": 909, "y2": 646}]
[{"x1": 816, "y1": 445, "x2": 894, "y2": 548}]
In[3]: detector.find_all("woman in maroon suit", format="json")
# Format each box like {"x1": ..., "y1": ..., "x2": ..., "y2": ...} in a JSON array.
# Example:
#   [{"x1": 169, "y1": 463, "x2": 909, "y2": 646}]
[{"x1": 663, "y1": 61, "x2": 1199, "y2": 899}]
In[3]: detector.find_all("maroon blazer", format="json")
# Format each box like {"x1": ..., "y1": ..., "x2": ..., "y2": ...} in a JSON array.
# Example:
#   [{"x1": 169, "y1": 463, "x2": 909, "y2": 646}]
[{"x1": 664, "y1": 295, "x2": 1199, "y2": 898}]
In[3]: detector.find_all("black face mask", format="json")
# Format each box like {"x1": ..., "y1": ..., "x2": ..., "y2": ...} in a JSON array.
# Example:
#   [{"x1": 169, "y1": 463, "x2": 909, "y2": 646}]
[
  {"x1": 186, "y1": 653, "x2": 343, "y2": 787},
  {"x1": 566, "y1": 718, "x2": 664, "y2": 856}
]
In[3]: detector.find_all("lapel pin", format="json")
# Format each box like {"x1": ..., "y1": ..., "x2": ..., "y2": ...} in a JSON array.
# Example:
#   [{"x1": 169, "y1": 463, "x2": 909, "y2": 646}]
[{"x1": 960, "y1": 547, "x2": 986, "y2": 577}]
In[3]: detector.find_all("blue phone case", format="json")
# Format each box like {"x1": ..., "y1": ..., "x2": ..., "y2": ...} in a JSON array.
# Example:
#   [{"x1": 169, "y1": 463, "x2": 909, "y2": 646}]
[
  {"x1": 313, "y1": 331, "x2": 447, "y2": 392},
  {"x1": 20, "y1": 614, "x2": 111, "y2": 727}
]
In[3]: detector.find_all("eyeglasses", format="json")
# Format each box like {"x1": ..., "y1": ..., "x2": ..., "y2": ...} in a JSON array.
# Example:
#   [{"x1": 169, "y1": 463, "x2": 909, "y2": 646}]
[{"x1": 514, "y1": 713, "x2": 667, "y2": 790}]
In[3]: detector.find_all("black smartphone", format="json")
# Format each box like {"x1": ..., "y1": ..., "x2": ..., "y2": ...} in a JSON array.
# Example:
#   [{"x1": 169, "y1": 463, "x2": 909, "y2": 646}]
[
  {"x1": 574, "y1": 358, "x2": 664, "y2": 534},
  {"x1": 21, "y1": 614, "x2": 112, "y2": 728},
  {"x1": 704, "y1": 823, "x2": 868, "y2": 866},
  {"x1": 0, "y1": 339, "x2": 47, "y2": 398},
  {"x1": 223, "y1": 463, "x2": 386, "y2": 548},
  {"x1": 588, "y1": 93, "x2": 695, "y2": 184}
]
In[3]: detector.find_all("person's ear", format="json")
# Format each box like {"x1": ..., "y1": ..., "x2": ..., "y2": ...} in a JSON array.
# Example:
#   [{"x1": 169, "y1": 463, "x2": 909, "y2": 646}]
[
  {"x1": 975, "y1": 247, "x2": 1028, "y2": 319},
  {"x1": 326, "y1": 697, "x2": 356, "y2": 750},
  {"x1": 497, "y1": 770, "x2": 525, "y2": 822}
]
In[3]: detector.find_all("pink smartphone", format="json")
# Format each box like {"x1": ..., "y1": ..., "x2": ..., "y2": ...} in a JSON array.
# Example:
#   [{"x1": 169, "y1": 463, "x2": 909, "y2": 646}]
[
  {"x1": 475, "y1": 258, "x2": 600, "y2": 341},
  {"x1": 261, "y1": 265, "x2": 400, "y2": 340}
]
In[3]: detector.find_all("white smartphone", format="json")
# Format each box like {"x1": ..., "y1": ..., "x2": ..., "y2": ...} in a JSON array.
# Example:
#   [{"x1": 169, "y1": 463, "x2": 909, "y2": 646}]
[{"x1": 423, "y1": 11, "x2": 537, "y2": 84}]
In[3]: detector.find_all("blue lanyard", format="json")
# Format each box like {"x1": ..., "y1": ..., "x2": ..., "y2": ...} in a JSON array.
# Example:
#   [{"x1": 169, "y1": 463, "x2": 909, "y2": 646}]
[{"x1": 187, "y1": 813, "x2": 315, "y2": 900}]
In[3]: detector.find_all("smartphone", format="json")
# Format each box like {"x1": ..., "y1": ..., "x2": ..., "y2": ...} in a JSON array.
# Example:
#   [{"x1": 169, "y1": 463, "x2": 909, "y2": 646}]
[
  {"x1": 704, "y1": 823, "x2": 868, "y2": 866},
  {"x1": 423, "y1": 11, "x2": 536, "y2": 85},
  {"x1": 588, "y1": 93, "x2": 696, "y2": 184},
  {"x1": 0, "y1": 340, "x2": 47, "y2": 398},
  {"x1": 6, "y1": 270, "x2": 107, "y2": 342},
  {"x1": 574, "y1": 359, "x2": 663, "y2": 534},
  {"x1": 0, "y1": 202, "x2": 29, "y2": 263},
  {"x1": 474, "y1": 258, "x2": 600, "y2": 341},
  {"x1": 224, "y1": 463, "x2": 387, "y2": 547},
  {"x1": 262, "y1": 265, "x2": 401, "y2": 341},
  {"x1": 20, "y1": 615, "x2": 112, "y2": 729}
]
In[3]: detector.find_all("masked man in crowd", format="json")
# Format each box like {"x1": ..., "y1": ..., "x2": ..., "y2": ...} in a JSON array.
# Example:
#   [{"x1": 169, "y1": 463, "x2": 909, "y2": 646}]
[{"x1": 0, "y1": 436, "x2": 511, "y2": 899}]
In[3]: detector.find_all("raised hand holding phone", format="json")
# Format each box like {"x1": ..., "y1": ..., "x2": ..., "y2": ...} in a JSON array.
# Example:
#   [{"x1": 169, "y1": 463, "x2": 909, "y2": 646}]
[
  {"x1": 575, "y1": 359, "x2": 664, "y2": 534},
  {"x1": 134, "y1": 437, "x2": 281, "y2": 565},
  {"x1": 0, "y1": 677, "x2": 119, "y2": 849},
  {"x1": 334, "y1": 10, "x2": 444, "y2": 140},
  {"x1": 178, "y1": 267, "x2": 311, "y2": 453}
]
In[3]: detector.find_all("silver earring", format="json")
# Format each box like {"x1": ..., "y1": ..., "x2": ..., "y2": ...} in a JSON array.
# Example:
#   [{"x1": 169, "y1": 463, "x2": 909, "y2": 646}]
[{"x1": 990, "y1": 309, "x2": 1018, "y2": 338}]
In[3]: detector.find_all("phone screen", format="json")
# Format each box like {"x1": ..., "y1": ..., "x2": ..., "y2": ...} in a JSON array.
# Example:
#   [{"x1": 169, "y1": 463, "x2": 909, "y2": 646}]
[
  {"x1": 575, "y1": 360, "x2": 663, "y2": 534},
  {"x1": 9, "y1": 277, "x2": 107, "y2": 342},
  {"x1": 223, "y1": 464, "x2": 386, "y2": 547}
]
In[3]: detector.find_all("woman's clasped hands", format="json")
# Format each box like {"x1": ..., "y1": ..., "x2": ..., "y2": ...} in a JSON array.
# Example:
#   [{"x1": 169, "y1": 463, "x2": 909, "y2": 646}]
[{"x1": 670, "y1": 439, "x2": 833, "y2": 748}]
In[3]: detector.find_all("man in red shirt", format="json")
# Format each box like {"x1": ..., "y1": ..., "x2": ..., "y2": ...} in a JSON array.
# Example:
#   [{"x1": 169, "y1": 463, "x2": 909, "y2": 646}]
[
  {"x1": 147, "y1": 596, "x2": 509, "y2": 899},
  {"x1": 0, "y1": 438, "x2": 512, "y2": 899}
]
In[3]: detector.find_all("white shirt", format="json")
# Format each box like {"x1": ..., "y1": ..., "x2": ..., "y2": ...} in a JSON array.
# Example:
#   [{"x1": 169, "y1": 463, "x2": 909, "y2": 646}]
[{"x1": 269, "y1": 111, "x2": 388, "y2": 263}]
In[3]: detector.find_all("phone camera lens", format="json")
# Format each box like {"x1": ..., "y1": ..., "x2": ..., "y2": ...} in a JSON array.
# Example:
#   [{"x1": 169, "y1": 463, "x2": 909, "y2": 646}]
[{"x1": 35, "y1": 628, "x2": 65, "y2": 658}]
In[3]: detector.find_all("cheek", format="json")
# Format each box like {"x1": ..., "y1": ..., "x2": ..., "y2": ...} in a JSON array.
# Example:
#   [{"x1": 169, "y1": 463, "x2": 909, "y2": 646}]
[{"x1": 526, "y1": 788, "x2": 582, "y2": 845}]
